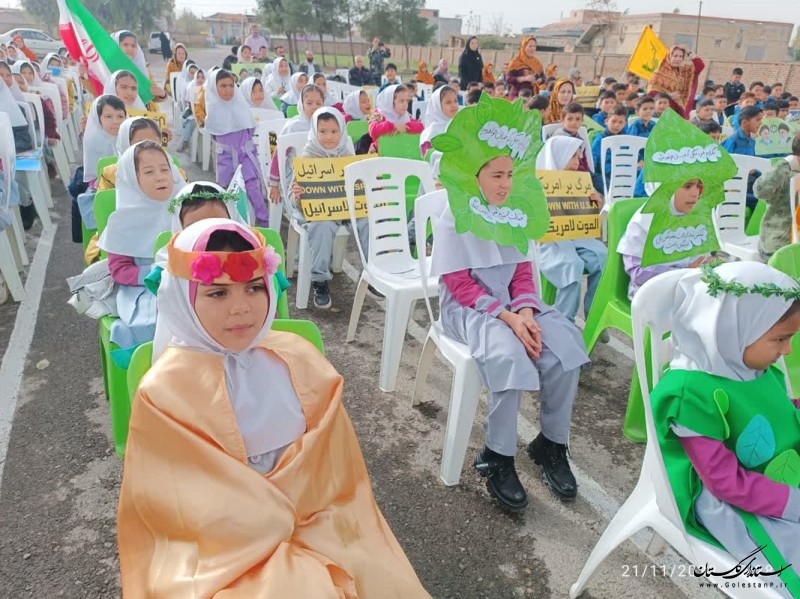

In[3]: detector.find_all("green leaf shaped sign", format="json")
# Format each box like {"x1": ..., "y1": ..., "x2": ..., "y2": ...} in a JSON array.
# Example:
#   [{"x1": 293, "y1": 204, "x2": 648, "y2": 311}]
[
  {"x1": 764, "y1": 449, "x2": 800, "y2": 487},
  {"x1": 432, "y1": 94, "x2": 550, "y2": 254}
]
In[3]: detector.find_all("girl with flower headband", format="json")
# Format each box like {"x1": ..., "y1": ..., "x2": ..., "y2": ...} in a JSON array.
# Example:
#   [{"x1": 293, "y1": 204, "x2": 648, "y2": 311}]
[
  {"x1": 118, "y1": 218, "x2": 430, "y2": 597},
  {"x1": 651, "y1": 262, "x2": 800, "y2": 596}
]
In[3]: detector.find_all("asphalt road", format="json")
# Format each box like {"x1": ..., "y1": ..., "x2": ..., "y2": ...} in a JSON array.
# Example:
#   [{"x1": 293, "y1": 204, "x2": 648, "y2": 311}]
[{"x1": 0, "y1": 50, "x2": 724, "y2": 599}]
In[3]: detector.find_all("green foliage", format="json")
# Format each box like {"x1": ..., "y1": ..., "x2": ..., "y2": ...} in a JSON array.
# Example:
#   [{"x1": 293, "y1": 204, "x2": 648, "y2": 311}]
[
  {"x1": 702, "y1": 263, "x2": 800, "y2": 301},
  {"x1": 175, "y1": 8, "x2": 202, "y2": 36},
  {"x1": 358, "y1": 1, "x2": 397, "y2": 43},
  {"x1": 359, "y1": 0, "x2": 434, "y2": 47},
  {"x1": 23, "y1": 0, "x2": 175, "y2": 35},
  {"x1": 479, "y1": 38, "x2": 506, "y2": 50}
]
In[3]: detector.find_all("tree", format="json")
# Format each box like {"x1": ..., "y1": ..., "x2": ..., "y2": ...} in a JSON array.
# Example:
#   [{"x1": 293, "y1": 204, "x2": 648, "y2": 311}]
[
  {"x1": 342, "y1": 0, "x2": 361, "y2": 63},
  {"x1": 175, "y1": 8, "x2": 202, "y2": 37},
  {"x1": 792, "y1": 34, "x2": 800, "y2": 62},
  {"x1": 488, "y1": 15, "x2": 513, "y2": 38},
  {"x1": 393, "y1": 0, "x2": 435, "y2": 68},
  {"x1": 309, "y1": 0, "x2": 347, "y2": 66},
  {"x1": 258, "y1": 0, "x2": 311, "y2": 63},
  {"x1": 358, "y1": 1, "x2": 396, "y2": 44},
  {"x1": 22, "y1": 0, "x2": 174, "y2": 34},
  {"x1": 584, "y1": 0, "x2": 620, "y2": 77}
]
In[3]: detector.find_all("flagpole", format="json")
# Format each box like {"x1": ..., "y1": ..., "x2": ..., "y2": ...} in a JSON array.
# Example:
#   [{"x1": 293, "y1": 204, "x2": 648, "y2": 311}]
[{"x1": 694, "y1": 1, "x2": 702, "y2": 53}]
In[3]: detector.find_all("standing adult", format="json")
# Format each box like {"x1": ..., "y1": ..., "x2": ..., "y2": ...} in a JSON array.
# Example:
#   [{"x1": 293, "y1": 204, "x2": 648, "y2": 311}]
[
  {"x1": 159, "y1": 32, "x2": 172, "y2": 62},
  {"x1": 367, "y1": 37, "x2": 391, "y2": 86},
  {"x1": 505, "y1": 36, "x2": 543, "y2": 100},
  {"x1": 298, "y1": 50, "x2": 321, "y2": 77},
  {"x1": 164, "y1": 43, "x2": 188, "y2": 96},
  {"x1": 647, "y1": 45, "x2": 705, "y2": 120},
  {"x1": 458, "y1": 36, "x2": 484, "y2": 90},
  {"x1": 349, "y1": 56, "x2": 372, "y2": 87},
  {"x1": 244, "y1": 25, "x2": 269, "y2": 56}
]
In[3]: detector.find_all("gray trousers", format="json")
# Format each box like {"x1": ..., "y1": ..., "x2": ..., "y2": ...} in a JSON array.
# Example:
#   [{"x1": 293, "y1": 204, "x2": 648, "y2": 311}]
[
  {"x1": 306, "y1": 218, "x2": 369, "y2": 283},
  {"x1": 485, "y1": 348, "x2": 580, "y2": 456}
]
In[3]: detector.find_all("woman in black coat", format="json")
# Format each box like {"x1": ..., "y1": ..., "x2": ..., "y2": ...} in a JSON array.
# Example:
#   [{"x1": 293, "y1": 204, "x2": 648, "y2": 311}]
[
  {"x1": 458, "y1": 36, "x2": 484, "y2": 90},
  {"x1": 159, "y1": 32, "x2": 172, "y2": 61}
]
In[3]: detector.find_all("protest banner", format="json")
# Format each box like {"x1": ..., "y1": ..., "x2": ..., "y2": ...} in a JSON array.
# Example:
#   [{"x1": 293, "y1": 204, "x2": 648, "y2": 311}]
[
  {"x1": 231, "y1": 63, "x2": 267, "y2": 79},
  {"x1": 537, "y1": 171, "x2": 600, "y2": 243},
  {"x1": 575, "y1": 86, "x2": 601, "y2": 109},
  {"x1": 755, "y1": 118, "x2": 794, "y2": 156},
  {"x1": 626, "y1": 26, "x2": 668, "y2": 81},
  {"x1": 293, "y1": 155, "x2": 376, "y2": 221}
]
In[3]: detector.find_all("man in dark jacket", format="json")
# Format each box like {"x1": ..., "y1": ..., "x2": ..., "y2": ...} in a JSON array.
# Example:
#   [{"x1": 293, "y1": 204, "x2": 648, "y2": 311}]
[
  {"x1": 349, "y1": 55, "x2": 372, "y2": 87},
  {"x1": 298, "y1": 50, "x2": 321, "y2": 77}
]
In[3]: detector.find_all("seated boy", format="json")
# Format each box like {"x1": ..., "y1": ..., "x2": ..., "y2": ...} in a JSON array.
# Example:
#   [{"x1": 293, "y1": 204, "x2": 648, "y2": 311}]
[
  {"x1": 626, "y1": 96, "x2": 656, "y2": 138},
  {"x1": 654, "y1": 92, "x2": 670, "y2": 118},
  {"x1": 763, "y1": 102, "x2": 779, "y2": 119},
  {"x1": 378, "y1": 63, "x2": 399, "y2": 91},
  {"x1": 713, "y1": 95, "x2": 728, "y2": 126},
  {"x1": 592, "y1": 91, "x2": 617, "y2": 127},
  {"x1": 552, "y1": 102, "x2": 590, "y2": 171},
  {"x1": 730, "y1": 92, "x2": 758, "y2": 129},
  {"x1": 527, "y1": 95, "x2": 550, "y2": 120},
  {"x1": 691, "y1": 99, "x2": 716, "y2": 127},
  {"x1": 723, "y1": 105, "x2": 764, "y2": 157},
  {"x1": 466, "y1": 88, "x2": 482, "y2": 106},
  {"x1": 591, "y1": 106, "x2": 629, "y2": 194}
]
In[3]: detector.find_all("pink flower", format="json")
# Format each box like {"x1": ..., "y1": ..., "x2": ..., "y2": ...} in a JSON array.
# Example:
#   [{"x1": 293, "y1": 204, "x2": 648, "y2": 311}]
[
  {"x1": 263, "y1": 245, "x2": 282, "y2": 276},
  {"x1": 191, "y1": 253, "x2": 224, "y2": 285}
]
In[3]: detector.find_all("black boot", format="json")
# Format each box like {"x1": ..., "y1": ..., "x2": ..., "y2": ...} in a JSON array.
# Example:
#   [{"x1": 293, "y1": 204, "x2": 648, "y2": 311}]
[
  {"x1": 474, "y1": 447, "x2": 528, "y2": 511},
  {"x1": 20, "y1": 203, "x2": 36, "y2": 231},
  {"x1": 527, "y1": 433, "x2": 577, "y2": 500}
]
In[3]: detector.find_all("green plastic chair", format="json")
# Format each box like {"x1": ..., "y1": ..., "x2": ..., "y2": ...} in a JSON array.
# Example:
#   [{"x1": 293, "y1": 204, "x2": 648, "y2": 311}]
[
  {"x1": 272, "y1": 319, "x2": 325, "y2": 353},
  {"x1": 126, "y1": 341, "x2": 153, "y2": 401},
  {"x1": 745, "y1": 200, "x2": 766, "y2": 237},
  {"x1": 346, "y1": 120, "x2": 369, "y2": 143},
  {"x1": 97, "y1": 156, "x2": 117, "y2": 175},
  {"x1": 273, "y1": 98, "x2": 282, "y2": 110},
  {"x1": 768, "y1": 244, "x2": 800, "y2": 393},
  {"x1": 287, "y1": 105, "x2": 299, "y2": 118},
  {"x1": 378, "y1": 133, "x2": 423, "y2": 161},
  {"x1": 93, "y1": 190, "x2": 117, "y2": 260}
]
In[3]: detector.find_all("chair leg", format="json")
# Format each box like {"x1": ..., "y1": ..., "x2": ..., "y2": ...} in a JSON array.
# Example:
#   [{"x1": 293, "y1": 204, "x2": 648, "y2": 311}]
[
  {"x1": 411, "y1": 330, "x2": 438, "y2": 407},
  {"x1": 295, "y1": 233, "x2": 312, "y2": 310},
  {"x1": 25, "y1": 172, "x2": 53, "y2": 231},
  {"x1": 202, "y1": 133, "x2": 211, "y2": 171},
  {"x1": 268, "y1": 200, "x2": 283, "y2": 231},
  {"x1": 0, "y1": 231, "x2": 25, "y2": 302},
  {"x1": 378, "y1": 294, "x2": 412, "y2": 392},
  {"x1": 8, "y1": 207, "x2": 28, "y2": 269},
  {"x1": 568, "y1": 485, "x2": 658, "y2": 598},
  {"x1": 346, "y1": 274, "x2": 369, "y2": 342},
  {"x1": 331, "y1": 226, "x2": 349, "y2": 273},
  {"x1": 189, "y1": 129, "x2": 198, "y2": 162},
  {"x1": 439, "y1": 361, "x2": 483, "y2": 486},
  {"x1": 54, "y1": 143, "x2": 72, "y2": 192},
  {"x1": 285, "y1": 226, "x2": 298, "y2": 279}
]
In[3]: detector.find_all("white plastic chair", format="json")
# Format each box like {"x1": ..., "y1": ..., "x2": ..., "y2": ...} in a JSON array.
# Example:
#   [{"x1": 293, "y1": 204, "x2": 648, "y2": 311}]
[
  {"x1": 189, "y1": 99, "x2": 213, "y2": 171},
  {"x1": 600, "y1": 134, "x2": 647, "y2": 204},
  {"x1": 344, "y1": 157, "x2": 438, "y2": 392},
  {"x1": 255, "y1": 118, "x2": 287, "y2": 230},
  {"x1": 251, "y1": 107, "x2": 285, "y2": 123},
  {"x1": 15, "y1": 101, "x2": 54, "y2": 221},
  {"x1": 278, "y1": 132, "x2": 348, "y2": 309},
  {"x1": 416, "y1": 83, "x2": 433, "y2": 100},
  {"x1": 22, "y1": 92, "x2": 70, "y2": 193},
  {"x1": 0, "y1": 113, "x2": 26, "y2": 302},
  {"x1": 170, "y1": 72, "x2": 181, "y2": 126},
  {"x1": 381, "y1": 75, "x2": 403, "y2": 86},
  {"x1": 411, "y1": 100, "x2": 427, "y2": 123},
  {"x1": 713, "y1": 154, "x2": 771, "y2": 262},
  {"x1": 569, "y1": 269, "x2": 785, "y2": 599}
]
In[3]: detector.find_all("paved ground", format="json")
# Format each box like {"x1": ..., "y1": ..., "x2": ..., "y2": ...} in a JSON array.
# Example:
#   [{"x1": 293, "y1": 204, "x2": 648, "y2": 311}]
[{"x1": 0, "y1": 51, "x2": 724, "y2": 599}]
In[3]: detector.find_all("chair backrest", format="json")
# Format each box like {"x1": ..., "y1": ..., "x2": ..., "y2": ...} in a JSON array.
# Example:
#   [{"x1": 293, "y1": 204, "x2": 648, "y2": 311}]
[
  {"x1": 94, "y1": 189, "x2": 117, "y2": 237},
  {"x1": 271, "y1": 319, "x2": 325, "y2": 354},
  {"x1": 251, "y1": 107, "x2": 285, "y2": 123},
  {"x1": 346, "y1": 120, "x2": 369, "y2": 143},
  {"x1": 21, "y1": 93, "x2": 47, "y2": 147},
  {"x1": 127, "y1": 341, "x2": 154, "y2": 399},
  {"x1": 276, "y1": 132, "x2": 309, "y2": 200},
  {"x1": 542, "y1": 125, "x2": 595, "y2": 172},
  {"x1": 600, "y1": 135, "x2": 647, "y2": 204},
  {"x1": 16, "y1": 101, "x2": 39, "y2": 151},
  {"x1": 31, "y1": 82, "x2": 63, "y2": 123},
  {"x1": 414, "y1": 189, "x2": 448, "y2": 327},
  {"x1": 609, "y1": 197, "x2": 647, "y2": 302},
  {"x1": 411, "y1": 100, "x2": 427, "y2": 123},
  {"x1": 381, "y1": 75, "x2": 403, "y2": 85},
  {"x1": 541, "y1": 123, "x2": 560, "y2": 141},
  {"x1": 714, "y1": 154, "x2": 771, "y2": 244},
  {"x1": 175, "y1": 73, "x2": 187, "y2": 105},
  {"x1": 416, "y1": 83, "x2": 433, "y2": 100},
  {"x1": 378, "y1": 133, "x2": 423, "y2": 160},
  {"x1": 170, "y1": 72, "x2": 181, "y2": 103},
  {"x1": 768, "y1": 242, "x2": 800, "y2": 276},
  {"x1": 97, "y1": 156, "x2": 118, "y2": 176},
  {"x1": 344, "y1": 157, "x2": 435, "y2": 274},
  {"x1": 0, "y1": 113, "x2": 16, "y2": 209},
  {"x1": 286, "y1": 104, "x2": 299, "y2": 118},
  {"x1": 256, "y1": 118, "x2": 288, "y2": 187},
  {"x1": 791, "y1": 175, "x2": 799, "y2": 244}
]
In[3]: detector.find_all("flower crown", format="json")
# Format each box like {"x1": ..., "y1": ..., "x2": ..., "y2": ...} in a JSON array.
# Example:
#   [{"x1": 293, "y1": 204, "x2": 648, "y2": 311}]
[
  {"x1": 168, "y1": 191, "x2": 240, "y2": 215},
  {"x1": 167, "y1": 228, "x2": 282, "y2": 285},
  {"x1": 701, "y1": 263, "x2": 800, "y2": 301}
]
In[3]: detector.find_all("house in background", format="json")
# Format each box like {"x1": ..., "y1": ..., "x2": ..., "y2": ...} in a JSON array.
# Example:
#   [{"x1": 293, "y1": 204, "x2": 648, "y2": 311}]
[
  {"x1": 0, "y1": 7, "x2": 44, "y2": 34},
  {"x1": 419, "y1": 9, "x2": 462, "y2": 46},
  {"x1": 202, "y1": 13, "x2": 261, "y2": 45}
]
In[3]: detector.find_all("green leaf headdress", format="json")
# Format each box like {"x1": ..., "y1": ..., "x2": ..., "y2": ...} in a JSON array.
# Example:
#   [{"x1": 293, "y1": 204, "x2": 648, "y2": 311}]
[
  {"x1": 640, "y1": 109, "x2": 737, "y2": 267},
  {"x1": 431, "y1": 94, "x2": 550, "y2": 254}
]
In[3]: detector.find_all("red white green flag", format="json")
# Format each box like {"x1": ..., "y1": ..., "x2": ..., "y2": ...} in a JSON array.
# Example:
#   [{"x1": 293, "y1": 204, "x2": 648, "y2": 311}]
[{"x1": 56, "y1": 0, "x2": 154, "y2": 103}]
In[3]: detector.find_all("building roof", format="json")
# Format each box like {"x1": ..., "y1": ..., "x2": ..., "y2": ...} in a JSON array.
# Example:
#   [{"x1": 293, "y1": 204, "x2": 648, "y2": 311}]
[
  {"x1": 618, "y1": 11, "x2": 793, "y2": 29},
  {"x1": 204, "y1": 13, "x2": 257, "y2": 23}
]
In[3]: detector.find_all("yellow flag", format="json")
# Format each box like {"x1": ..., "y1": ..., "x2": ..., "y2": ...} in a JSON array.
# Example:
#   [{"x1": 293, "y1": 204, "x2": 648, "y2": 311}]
[{"x1": 626, "y1": 26, "x2": 668, "y2": 80}]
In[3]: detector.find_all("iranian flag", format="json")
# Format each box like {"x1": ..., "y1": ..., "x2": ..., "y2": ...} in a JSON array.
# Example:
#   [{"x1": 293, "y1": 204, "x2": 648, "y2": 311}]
[{"x1": 56, "y1": 0, "x2": 154, "y2": 103}]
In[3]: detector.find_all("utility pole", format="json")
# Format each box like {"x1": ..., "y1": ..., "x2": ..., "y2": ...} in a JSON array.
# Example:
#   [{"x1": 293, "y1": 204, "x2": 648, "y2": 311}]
[{"x1": 694, "y1": 1, "x2": 702, "y2": 53}]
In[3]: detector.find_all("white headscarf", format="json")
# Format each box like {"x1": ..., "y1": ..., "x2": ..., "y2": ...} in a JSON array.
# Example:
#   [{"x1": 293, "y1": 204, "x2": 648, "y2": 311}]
[
  {"x1": 670, "y1": 262, "x2": 799, "y2": 381},
  {"x1": 157, "y1": 218, "x2": 306, "y2": 458},
  {"x1": 12, "y1": 60, "x2": 42, "y2": 87},
  {"x1": 265, "y1": 57, "x2": 291, "y2": 92},
  {"x1": 536, "y1": 136, "x2": 583, "y2": 171},
  {"x1": 185, "y1": 69, "x2": 203, "y2": 104},
  {"x1": 240, "y1": 76, "x2": 267, "y2": 109},
  {"x1": 343, "y1": 90, "x2": 369, "y2": 121},
  {"x1": 204, "y1": 69, "x2": 255, "y2": 137},
  {"x1": 236, "y1": 45, "x2": 252, "y2": 63},
  {"x1": 302, "y1": 107, "x2": 353, "y2": 158},
  {"x1": 102, "y1": 70, "x2": 146, "y2": 110},
  {"x1": 97, "y1": 141, "x2": 175, "y2": 258},
  {"x1": 280, "y1": 86, "x2": 317, "y2": 134},
  {"x1": 420, "y1": 86, "x2": 454, "y2": 146},
  {"x1": 280, "y1": 72, "x2": 306, "y2": 105},
  {"x1": 114, "y1": 116, "x2": 186, "y2": 188},
  {"x1": 375, "y1": 84, "x2": 410, "y2": 126},
  {"x1": 41, "y1": 52, "x2": 62, "y2": 74},
  {"x1": 0, "y1": 77, "x2": 26, "y2": 127},
  {"x1": 2, "y1": 68, "x2": 25, "y2": 102},
  {"x1": 618, "y1": 199, "x2": 692, "y2": 258},
  {"x1": 83, "y1": 95, "x2": 125, "y2": 182},
  {"x1": 112, "y1": 31, "x2": 148, "y2": 76}
]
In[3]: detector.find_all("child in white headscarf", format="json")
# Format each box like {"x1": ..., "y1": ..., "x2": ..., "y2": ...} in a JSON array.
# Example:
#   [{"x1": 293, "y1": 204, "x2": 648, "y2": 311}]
[
  {"x1": 368, "y1": 84, "x2": 424, "y2": 152},
  {"x1": 175, "y1": 68, "x2": 204, "y2": 153},
  {"x1": 651, "y1": 262, "x2": 800, "y2": 598},
  {"x1": 536, "y1": 136, "x2": 608, "y2": 324},
  {"x1": 288, "y1": 107, "x2": 368, "y2": 309},
  {"x1": 310, "y1": 72, "x2": 340, "y2": 109},
  {"x1": 103, "y1": 70, "x2": 147, "y2": 110},
  {"x1": 112, "y1": 30, "x2": 168, "y2": 103},
  {"x1": 204, "y1": 69, "x2": 269, "y2": 226},
  {"x1": 82, "y1": 95, "x2": 127, "y2": 187},
  {"x1": 279, "y1": 72, "x2": 308, "y2": 116},
  {"x1": 419, "y1": 85, "x2": 459, "y2": 157},
  {"x1": 617, "y1": 179, "x2": 713, "y2": 299},
  {"x1": 342, "y1": 89, "x2": 372, "y2": 122},
  {"x1": 263, "y1": 56, "x2": 292, "y2": 100},
  {"x1": 240, "y1": 76, "x2": 269, "y2": 109}
]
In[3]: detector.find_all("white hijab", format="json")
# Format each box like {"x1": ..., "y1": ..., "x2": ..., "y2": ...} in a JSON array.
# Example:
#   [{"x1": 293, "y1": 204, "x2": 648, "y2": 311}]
[
  {"x1": 302, "y1": 107, "x2": 353, "y2": 158},
  {"x1": 376, "y1": 84, "x2": 410, "y2": 125},
  {"x1": 112, "y1": 31, "x2": 148, "y2": 76},
  {"x1": 420, "y1": 87, "x2": 453, "y2": 146},
  {"x1": 280, "y1": 72, "x2": 306, "y2": 105},
  {"x1": 12, "y1": 60, "x2": 42, "y2": 86},
  {"x1": 536, "y1": 136, "x2": 583, "y2": 171},
  {"x1": 204, "y1": 69, "x2": 255, "y2": 136},
  {"x1": 670, "y1": 262, "x2": 799, "y2": 381},
  {"x1": 3, "y1": 69, "x2": 25, "y2": 102},
  {"x1": 41, "y1": 53, "x2": 62, "y2": 73},
  {"x1": 265, "y1": 57, "x2": 291, "y2": 91},
  {"x1": 236, "y1": 45, "x2": 252, "y2": 63},
  {"x1": 103, "y1": 70, "x2": 146, "y2": 110},
  {"x1": 83, "y1": 95, "x2": 124, "y2": 182},
  {"x1": 158, "y1": 218, "x2": 306, "y2": 458},
  {"x1": 0, "y1": 77, "x2": 26, "y2": 127},
  {"x1": 186, "y1": 69, "x2": 203, "y2": 103},
  {"x1": 240, "y1": 76, "x2": 267, "y2": 109},
  {"x1": 115, "y1": 116, "x2": 186, "y2": 188},
  {"x1": 343, "y1": 90, "x2": 369, "y2": 121},
  {"x1": 97, "y1": 141, "x2": 175, "y2": 258},
  {"x1": 280, "y1": 88, "x2": 315, "y2": 134}
]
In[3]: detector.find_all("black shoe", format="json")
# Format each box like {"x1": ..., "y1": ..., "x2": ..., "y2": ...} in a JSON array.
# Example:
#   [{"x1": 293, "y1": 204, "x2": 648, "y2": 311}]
[
  {"x1": 527, "y1": 433, "x2": 577, "y2": 500},
  {"x1": 20, "y1": 203, "x2": 36, "y2": 231},
  {"x1": 367, "y1": 285, "x2": 384, "y2": 299},
  {"x1": 474, "y1": 447, "x2": 528, "y2": 511},
  {"x1": 312, "y1": 282, "x2": 332, "y2": 309}
]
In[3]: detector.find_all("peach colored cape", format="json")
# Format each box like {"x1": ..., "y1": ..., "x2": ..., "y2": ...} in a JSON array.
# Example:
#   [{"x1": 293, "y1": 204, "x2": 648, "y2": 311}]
[{"x1": 118, "y1": 331, "x2": 430, "y2": 599}]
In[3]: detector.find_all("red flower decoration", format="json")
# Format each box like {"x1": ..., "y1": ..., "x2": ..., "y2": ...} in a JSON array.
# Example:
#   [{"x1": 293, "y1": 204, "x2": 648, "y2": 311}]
[
  {"x1": 223, "y1": 252, "x2": 259, "y2": 283},
  {"x1": 191, "y1": 253, "x2": 224, "y2": 285}
]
